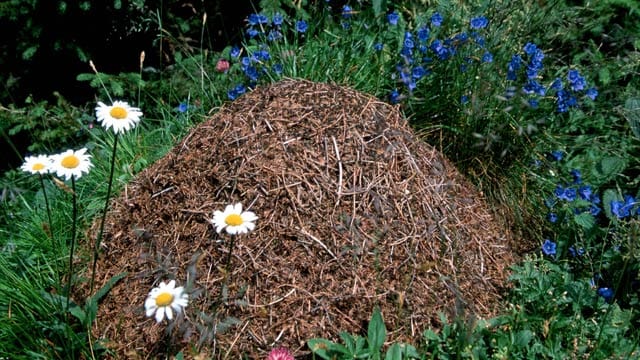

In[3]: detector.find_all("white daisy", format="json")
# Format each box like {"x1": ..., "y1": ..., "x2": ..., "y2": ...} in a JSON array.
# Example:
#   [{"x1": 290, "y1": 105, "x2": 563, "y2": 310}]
[
  {"x1": 50, "y1": 148, "x2": 93, "y2": 181},
  {"x1": 210, "y1": 202, "x2": 258, "y2": 235},
  {"x1": 21, "y1": 154, "x2": 52, "y2": 175},
  {"x1": 95, "y1": 100, "x2": 143, "y2": 134},
  {"x1": 144, "y1": 280, "x2": 189, "y2": 323}
]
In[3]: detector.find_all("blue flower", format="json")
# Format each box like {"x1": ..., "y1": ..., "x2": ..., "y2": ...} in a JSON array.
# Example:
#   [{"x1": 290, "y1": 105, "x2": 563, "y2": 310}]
[
  {"x1": 177, "y1": 102, "x2": 188, "y2": 113},
  {"x1": 227, "y1": 84, "x2": 246, "y2": 100},
  {"x1": 523, "y1": 42, "x2": 538, "y2": 55},
  {"x1": 230, "y1": 46, "x2": 241, "y2": 58},
  {"x1": 403, "y1": 31, "x2": 415, "y2": 49},
  {"x1": 549, "y1": 150, "x2": 564, "y2": 161},
  {"x1": 247, "y1": 13, "x2": 268, "y2": 26},
  {"x1": 570, "y1": 169, "x2": 582, "y2": 184},
  {"x1": 417, "y1": 26, "x2": 430, "y2": 41},
  {"x1": 597, "y1": 287, "x2": 614, "y2": 302},
  {"x1": 528, "y1": 99, "x2": 539, "y2": 109},
  {"x1": 469, "y1": 16, "x2": 488, "y2": 29},
  {"x1": 611, "y1": 195, "x2": 637, "y2": 219},
  {"x1": 547, "y1": 212, "x2": 558, "y2": 223},
  {"x1": 342, "y1": 5, "x2": 353, "y2": 18},
  {"x1": 296, "y1": 20, "x2": 308, "y2": 33},
  {"x1": 568, "y1": 69, "x2": 586, "y2": 91},
  {"x1": 389, "y1": 89, "x2": 401, "y2": 104},
  {"x1": 542, "y1": 239, "x2": 557, "y2": 256},
  {"x1": 550, "y1": 78, "x2": 563, "y2": 91},
  {"x1": 272, "y1": 13, "x2": 284, "y2": 26},
  {"x1": 481, "y1": 51, "x2": 493, "y2": 63},
  {"x1": 374, "y1": 43, "x2": 384, "y2": 51},
  {"x1": 431, "y1": 12, "x2": 443, "y2": 27},
  {"x1": 586, "y1": 87, "x2": 598, "y2": 100},
  {"x1": 272, "y1": 63, "x2": 283, "y2": 75},
  {"x1": 244, "y1": 66, "x2": 259, "y2": 81},
  {"x1": 554, "y1": 184, "x2": 576, "y2": 202},
  {"x1": 267, "y1": 30, "x2": 283, "y2": 42},
  {"x1": 246, "y1": 27, "x2": 259, "y2": 38},
  {"x1": 387, "y1": 11, "x2": 399, "y2": 25},
  {"x1": 568, "y1": 245, "x2": 585, "y2": 257},
  {"x1": 461, "y1": 95, "x2": 469, "y2": 104},
  {"x1": 578, "y1": 185, "x2": 593, "y2": 201},
  {"x1": 430, "y1": 39, "x2": 450, "y2": 60},
  {"x1": 412, "y1": 66, "x2": 427, "y2": 79}
]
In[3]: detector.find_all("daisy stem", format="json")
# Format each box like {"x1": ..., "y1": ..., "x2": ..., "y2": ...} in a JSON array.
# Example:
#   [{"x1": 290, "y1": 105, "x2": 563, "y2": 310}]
[
  {"x1": 223, "y1": 235, "x2": 236, "y2": 283},
  {"x1": 216, "y1": 235, "x2": 237, "y2": 307},
  {"x1": 89, "y1": 133, "x2": 119, "y2": 295},
  {"x1": 38, "y1": 173, "x2": 54, "y2": 240},
  {"x1": 65, "y1": 176, "x2": 78, "y2": 315}
]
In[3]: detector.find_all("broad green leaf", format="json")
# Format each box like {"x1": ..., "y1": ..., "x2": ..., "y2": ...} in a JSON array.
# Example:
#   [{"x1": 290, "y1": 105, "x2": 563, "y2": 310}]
[
  {"x1": 574, "y1": 212, "x2": 596, "y2": 230},
  {"x1": 368, "y1": 307, "x2": 386, "y2": 357},
  {"x1": 624, "y1": 97, "x2": 640, "y2": 138},
  {"x1": 591, "y1": 157, "x2": 627, "y2": 182}
]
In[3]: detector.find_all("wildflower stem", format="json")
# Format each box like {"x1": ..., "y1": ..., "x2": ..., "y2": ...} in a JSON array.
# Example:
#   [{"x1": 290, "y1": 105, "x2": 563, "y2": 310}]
[
  {"x1": 65, "y1": 175, "x2": 78, "y2": 314},
  {"x1": 38, "y1": 174, "x2": 53, "y2": 240},
  {"x1": 89, "y1": 134, "x2": 119, "y2": 295}
]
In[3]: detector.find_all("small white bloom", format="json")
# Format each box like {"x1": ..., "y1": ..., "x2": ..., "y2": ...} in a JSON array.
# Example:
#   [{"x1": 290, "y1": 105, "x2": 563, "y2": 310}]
[
  {"x1": 50, "y1": 148, "x2": 93, "y2": 181},
  {"x1": 95, "y1": 100, "x2": 143, "y2": 134},
  {"x1": 211, "y1": 202, "x2": 258, "y2": 235},
  {"x1": 21, "y1": 154, "x2": 52, "y2": 175},
  {"x1": 144, "y1": 280, "x2": 189, "y2": 323}
]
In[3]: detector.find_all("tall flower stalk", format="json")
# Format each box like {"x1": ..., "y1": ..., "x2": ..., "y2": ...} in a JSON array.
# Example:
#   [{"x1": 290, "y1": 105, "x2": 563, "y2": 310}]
[
  {"x1": 49, "y1": 148, "x2": 93, "y2": 312},
  {"x1": 209, "y1": 202, "x2": 258, "y2": 302},
  {"x1": 90, "y1": 100, "x2": 143, "y2": 294},
  {"x1": 21, "y1": 155, "x2": 54, "y2": 239}
]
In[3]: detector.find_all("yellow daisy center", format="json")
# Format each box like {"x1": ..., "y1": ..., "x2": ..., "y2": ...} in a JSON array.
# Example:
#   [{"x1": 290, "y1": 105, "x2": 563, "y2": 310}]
[
  {"x1": 33, "y1": 163, "x2": 45, "y2": 171},
  {"x1": 109, "y1": 106, "x2": 128, "y2": 120},
  {"x1": 155, "y1": 292, "x2": 174, "y2": 307},
  {"x1": 61, "y1": 155, "x2": 80, "y2": 169},
  {"x1": 225, "y1": 214, "x2": 243, "y2": 226}
]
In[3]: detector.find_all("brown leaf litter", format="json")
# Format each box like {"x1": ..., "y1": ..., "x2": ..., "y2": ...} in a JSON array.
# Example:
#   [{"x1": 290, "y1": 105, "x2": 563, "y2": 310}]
[{"x1": 81, "y1": 79, "x2": 515, "y2": 359}]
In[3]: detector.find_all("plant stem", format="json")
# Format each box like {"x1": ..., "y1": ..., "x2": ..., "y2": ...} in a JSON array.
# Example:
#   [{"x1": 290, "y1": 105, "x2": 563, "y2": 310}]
[
  {"x1": 90, "y1": 134, "x2": 119, "y2": 295},
  {"x1": 65, "y1": 176, "x2": 78, "y2": 314},
  {"x1": 39, "y1": 174, "x2": 53, "y2": 240}
]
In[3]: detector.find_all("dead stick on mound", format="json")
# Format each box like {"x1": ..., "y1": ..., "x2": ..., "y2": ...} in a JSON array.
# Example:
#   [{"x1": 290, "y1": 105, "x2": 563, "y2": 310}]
[
  {"x1": 332, "y1": 136, "x2": 343, "y2": 198},
  {"x1": 297, "y1": 226, "x2": 338, "y2": 260}
]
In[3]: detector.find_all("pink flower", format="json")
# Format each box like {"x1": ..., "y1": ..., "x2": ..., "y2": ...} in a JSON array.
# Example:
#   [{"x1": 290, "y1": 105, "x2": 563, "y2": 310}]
[
  {"x1": 216, "y1": 59, "x2": 230, "y2": 73},
  {"x1": 267, "y1": 347, "x2": 294, "y2": 360}
]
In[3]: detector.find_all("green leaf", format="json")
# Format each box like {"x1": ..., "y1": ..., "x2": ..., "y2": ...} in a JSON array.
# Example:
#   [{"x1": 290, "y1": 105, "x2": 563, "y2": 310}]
[
  {"x1": 368, "y1": 307, "x2": 386, "y2": 357},
  {"x1": 22, "y1": 45, "x2": 38, "y2": 60},
  {"x1": 591, "y1": 156, "x2": 627, "y2": 182},
  {"x1": 76, "y1": 73, "x2": 95, "y2": 82},
  {"x1": 598, "y1": 67, "x2": 611, "y2": 85},
  {"x1": 574, "y1": 212, "x2": 596, "y2": 230},
  {"x1": 68, "y1": 303, "x2": 87, "y2": 323},
  {"x1": 372, "y1": 0, "x2": 386, "y2": 17},
  {"x1": 624, "y1": 97, "x2": 640, "y2": 138},
  {"x1": 385, "y1": 343, "x2": 402, "y2": 360},
  {"x1": 602, "y1": 189, "x2": 620, "y2": 221},
  {"x1": 513, "y1": 329, "x2": 534, "y2": 348},
  {"x1": 308, "y1": 338, "x2": 342, "y2": 359},
  {"x1": 84, "y1": 272, "x2": 126, "y2": 325}
]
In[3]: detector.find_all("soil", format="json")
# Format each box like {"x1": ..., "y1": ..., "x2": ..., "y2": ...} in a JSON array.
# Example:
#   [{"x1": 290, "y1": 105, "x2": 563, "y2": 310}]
[{"x1": 83, "y1": 79, "x2": 515, "y2": 359}]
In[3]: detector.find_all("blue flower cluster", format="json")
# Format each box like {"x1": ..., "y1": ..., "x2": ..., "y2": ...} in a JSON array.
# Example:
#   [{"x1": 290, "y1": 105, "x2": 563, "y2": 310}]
[
  {"x1": 550, "y1": 68, "x2": 598, "y2": 113},
  {"x1": 545, "y1": 166, "x2": 602, "y2": 223},
  {"x1": 610, "y1": 194, "x2": 639, "y2": 219},
  {"x1": 505, "y1": 42, "x2": 546, "y2": 108},
  {"x1": 388, "y1": 13, "x2": 493, "y2": 103},
  {"x1": 226, "y1": 13, "x2": 292, "y2": 100},
  {"x1": 505, "y1": 44, "x2": 597, "y2": 112}
]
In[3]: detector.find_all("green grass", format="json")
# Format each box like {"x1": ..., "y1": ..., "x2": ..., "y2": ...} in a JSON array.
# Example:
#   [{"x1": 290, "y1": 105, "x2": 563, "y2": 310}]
[{"x1": 1, "y1": 0, "x2": 640, "y2": 358}]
